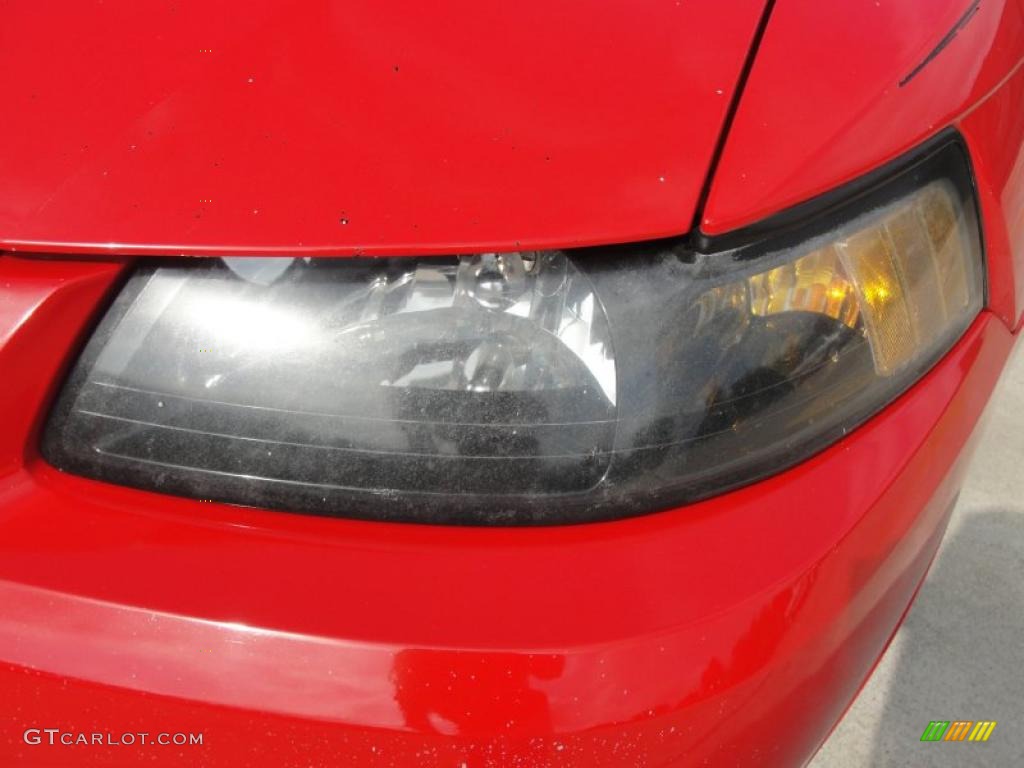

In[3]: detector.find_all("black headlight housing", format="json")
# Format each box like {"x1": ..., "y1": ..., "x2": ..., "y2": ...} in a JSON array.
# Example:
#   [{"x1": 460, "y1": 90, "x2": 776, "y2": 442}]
[{"x1": 42, "y1": 133, "x2": 984, "y2": 524}]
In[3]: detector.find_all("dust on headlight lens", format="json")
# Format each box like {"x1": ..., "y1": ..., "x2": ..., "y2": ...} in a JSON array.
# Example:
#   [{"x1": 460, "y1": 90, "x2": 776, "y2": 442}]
[{"x1": 42, "y1": 139, "x2": 983, "y2": 523}]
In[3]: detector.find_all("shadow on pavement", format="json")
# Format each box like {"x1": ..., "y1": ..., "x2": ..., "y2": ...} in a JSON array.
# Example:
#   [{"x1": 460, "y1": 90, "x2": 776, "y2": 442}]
[{"x1": 866, "y1": 508, "x2": 1024, "y2": 767}]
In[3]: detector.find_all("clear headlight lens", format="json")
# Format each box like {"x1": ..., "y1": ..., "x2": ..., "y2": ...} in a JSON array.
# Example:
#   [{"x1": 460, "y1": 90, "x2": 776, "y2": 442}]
[{"x1": 43, "y1": 138, "x2": 983, "y2": 524}]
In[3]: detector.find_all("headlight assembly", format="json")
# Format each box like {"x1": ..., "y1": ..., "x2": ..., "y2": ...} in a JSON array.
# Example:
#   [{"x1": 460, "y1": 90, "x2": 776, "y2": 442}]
[{"x1": 42, "y1": 135, "x2": 983, "y2": 524}]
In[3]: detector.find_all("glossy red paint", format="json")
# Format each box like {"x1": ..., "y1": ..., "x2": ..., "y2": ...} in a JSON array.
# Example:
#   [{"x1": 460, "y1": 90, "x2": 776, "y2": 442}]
[
  {"x1": 0, "y1": 0, "x2": 766, "y2": 257},
  {"x1": 0, "y1": 251, "x2": 1018, "y2": 765},
  {"x1": 2, "y1": 1, "x2": 1024, "y2": 766},
  {"x1": 702, "y1": 0, "x2": 1024, "y2": 323},
  {"x1": 960, "y1": 59, "x2": 1024, "y2": 328}
]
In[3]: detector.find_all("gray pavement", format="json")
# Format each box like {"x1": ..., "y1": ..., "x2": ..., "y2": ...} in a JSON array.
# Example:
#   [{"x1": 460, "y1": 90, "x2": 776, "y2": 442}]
[{"x1": 810, "y1": 340, "x2": 1024, "y2": 766}]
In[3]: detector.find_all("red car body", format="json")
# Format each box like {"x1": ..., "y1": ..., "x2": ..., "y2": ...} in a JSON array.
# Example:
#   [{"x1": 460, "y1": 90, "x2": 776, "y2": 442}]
[{"x1": 1, "y1": 1, "x2": 1023, "y2": 766}]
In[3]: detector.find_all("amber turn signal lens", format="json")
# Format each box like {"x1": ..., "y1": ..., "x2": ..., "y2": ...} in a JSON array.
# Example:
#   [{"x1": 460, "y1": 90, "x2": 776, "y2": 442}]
[
  {"x1": 837, "y1": 181, "x2": 975, "y2": 375},
  {"x1": 746, "y1": 179, "x2": 980, "y2": 376}
]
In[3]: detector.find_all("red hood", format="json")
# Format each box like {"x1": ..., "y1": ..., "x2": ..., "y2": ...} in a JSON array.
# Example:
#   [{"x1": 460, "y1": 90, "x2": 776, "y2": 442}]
[{"x1": 0, "y1": 1, "x2": 765, "y2": 256}]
